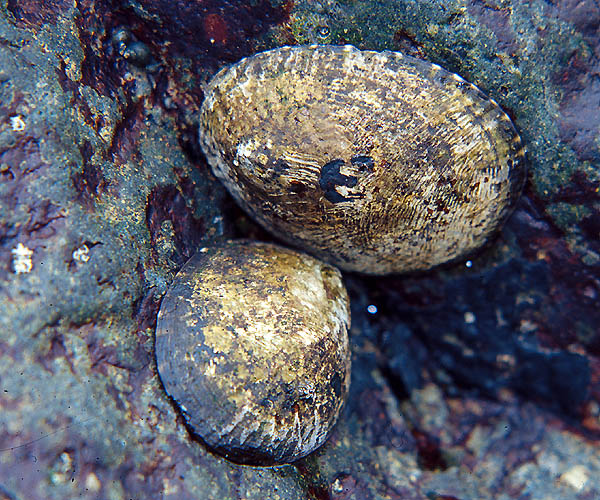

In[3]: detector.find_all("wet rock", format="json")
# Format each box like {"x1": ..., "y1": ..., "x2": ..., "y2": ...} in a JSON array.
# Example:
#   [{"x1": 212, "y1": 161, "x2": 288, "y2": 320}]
[{"x1": 1, "y1": 0, "x2": 599, "y2": 498}]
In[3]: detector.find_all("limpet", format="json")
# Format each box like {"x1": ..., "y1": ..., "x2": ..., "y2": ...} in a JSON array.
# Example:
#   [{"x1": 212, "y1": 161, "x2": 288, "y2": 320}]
[
  {"x1": 155, "y1": 240, "x2": 351, "y2": 465},
  {"x1": 199, "y1": 45, "x2": 526, "y2": 274}
]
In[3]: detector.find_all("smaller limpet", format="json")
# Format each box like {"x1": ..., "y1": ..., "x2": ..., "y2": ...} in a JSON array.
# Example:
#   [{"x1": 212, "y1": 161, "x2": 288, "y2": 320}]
[{"x1": 155, "y1": 240, "x2": 351, "y2": 465}]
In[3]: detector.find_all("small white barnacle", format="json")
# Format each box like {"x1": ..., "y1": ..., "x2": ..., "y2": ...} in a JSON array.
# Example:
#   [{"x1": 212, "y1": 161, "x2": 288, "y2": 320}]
[
  {"x1": 11, "y1": 243, "x2": 33, "y2": 274},
  {"x1": 72, "y1": 244, "x2": 90, "y2": 263},
  {"x1": 10, "y1": 115, "x2": 26, "y2": 132}
]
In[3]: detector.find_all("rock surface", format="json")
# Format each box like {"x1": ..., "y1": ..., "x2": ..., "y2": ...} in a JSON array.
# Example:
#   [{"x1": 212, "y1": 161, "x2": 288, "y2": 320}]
[{"x1": 0, "y1": 0, "x2": 598, "y2": 499}]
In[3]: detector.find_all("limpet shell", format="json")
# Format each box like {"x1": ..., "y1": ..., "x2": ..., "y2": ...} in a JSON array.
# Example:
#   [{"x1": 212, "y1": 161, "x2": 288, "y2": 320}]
[
  {"x1": 199, "y1": 45, "x2": 526, "y2": 274},
  {"x1": 155, "y1": 240, "x2": 351, "y2": 465}
]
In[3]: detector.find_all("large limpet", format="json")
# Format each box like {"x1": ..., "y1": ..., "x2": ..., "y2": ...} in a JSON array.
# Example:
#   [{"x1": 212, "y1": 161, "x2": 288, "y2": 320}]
[
  {"x1": 155, "y1": 240, "x2": 351, "y2": 465},
  {"x1": 199, "y1": 45, "x2": 526, "y2": 274}
]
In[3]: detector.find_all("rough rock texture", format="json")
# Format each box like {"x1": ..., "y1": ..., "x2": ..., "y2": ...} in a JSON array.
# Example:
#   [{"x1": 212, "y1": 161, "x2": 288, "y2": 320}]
[
  {"x1": 200, "y1": 45, "x2": 526, "y2": 274},
  {"x1": 0, "y1": 0, "x2": 598, "y2": 499},
  {"x1": 156, "y1": 241, "x2": 351, "y2": 465}
]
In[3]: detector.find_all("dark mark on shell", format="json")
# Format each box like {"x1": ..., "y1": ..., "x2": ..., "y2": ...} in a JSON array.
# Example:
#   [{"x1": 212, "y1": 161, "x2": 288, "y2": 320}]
[{"x1": 320, "y1": 158, "x2": 360, "y2": 204}]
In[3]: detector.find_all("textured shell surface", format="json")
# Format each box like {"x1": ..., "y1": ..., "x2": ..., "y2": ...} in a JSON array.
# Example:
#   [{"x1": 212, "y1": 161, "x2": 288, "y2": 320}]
[
  {"x1": 155, "y1": 240, "x2": 351, "y2": 465},
  {"x1": 199, "y1": 45, "x2": 526, "y2": 274}
]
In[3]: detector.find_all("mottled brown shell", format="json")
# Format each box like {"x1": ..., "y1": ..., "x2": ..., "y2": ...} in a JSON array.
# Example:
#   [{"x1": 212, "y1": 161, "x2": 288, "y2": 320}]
[
  {"x1": 155, "y1": 241, "x2": 351, "y2": 465},
  {"x1": 199, "y1": 45, "x2": 526, "y2": 274}
]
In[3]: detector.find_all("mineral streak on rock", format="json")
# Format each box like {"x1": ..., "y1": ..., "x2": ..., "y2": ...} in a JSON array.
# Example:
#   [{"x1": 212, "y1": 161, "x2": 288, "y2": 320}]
[
  {"x1": 155, "y1": 241, "x2": 351, "y2": 465},
  {"x1": 199, "y1": 45, "x2": 527, "y2": 274}
]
